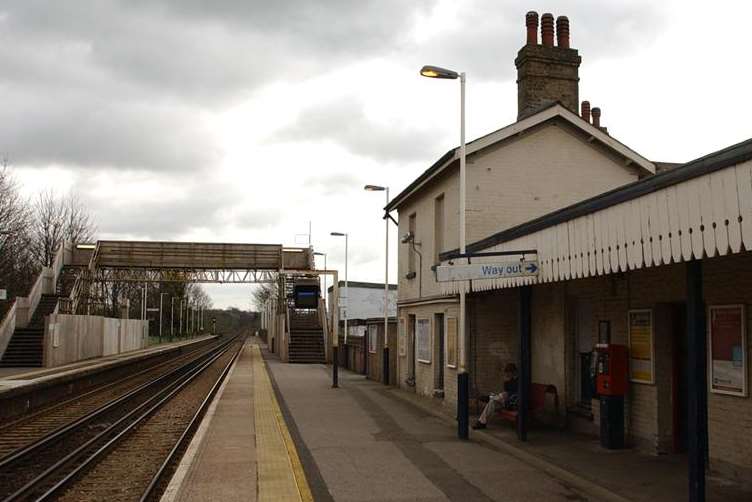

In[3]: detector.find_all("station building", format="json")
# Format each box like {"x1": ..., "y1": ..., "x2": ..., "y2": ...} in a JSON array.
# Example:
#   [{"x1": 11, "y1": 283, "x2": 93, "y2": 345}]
[
  {"x1": 386, "y1": 10, "x2": 751, "y2": 489},
  {"x1": 387, "y1": 12, "x2": 657, "y2": 407}
]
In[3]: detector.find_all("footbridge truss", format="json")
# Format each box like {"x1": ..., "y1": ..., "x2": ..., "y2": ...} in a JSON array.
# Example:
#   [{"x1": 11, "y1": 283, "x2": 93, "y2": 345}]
[{"x1": 69, "y1": 240, "x2": 314, "y2": 313}]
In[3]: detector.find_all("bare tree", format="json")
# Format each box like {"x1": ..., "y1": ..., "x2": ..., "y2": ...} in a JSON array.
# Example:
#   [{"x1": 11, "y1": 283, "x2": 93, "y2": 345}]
[
  {"x1": 31, "y1": 190, "x2": 97, "y2": 267},
  {"x1": 252, "y1": 281, "x2": 277, "y2": 311},
  {"x1": 0, "y1": 162, "x2": 36, "y2": 309}
]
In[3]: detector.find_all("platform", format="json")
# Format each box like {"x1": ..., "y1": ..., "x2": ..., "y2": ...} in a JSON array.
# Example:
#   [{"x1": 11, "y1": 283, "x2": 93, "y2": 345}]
[
  {"x1": 161, "y1": 339, "x2": 311, "y2": 502},
  {"x1": 0, "y1": 335, "x2": 216, "y2": 421}
]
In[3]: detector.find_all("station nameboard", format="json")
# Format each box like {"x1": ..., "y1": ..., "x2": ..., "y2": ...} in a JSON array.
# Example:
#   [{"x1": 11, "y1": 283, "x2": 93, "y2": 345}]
[{"x1": 436, "y1": 260, "x2": 539, "y2": 282}]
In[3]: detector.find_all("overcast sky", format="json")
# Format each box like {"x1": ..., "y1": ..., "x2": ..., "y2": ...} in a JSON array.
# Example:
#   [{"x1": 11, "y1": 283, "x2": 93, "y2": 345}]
[{"x1": 3, "y1": 1, "x2": 751, "y2": 309}]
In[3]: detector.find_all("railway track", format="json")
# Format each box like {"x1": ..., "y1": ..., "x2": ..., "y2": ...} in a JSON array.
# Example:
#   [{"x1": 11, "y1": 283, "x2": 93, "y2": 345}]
[
  {"x1": 0, "y1": 335, "x2": 245, "y2": 502},
  {"x1": 0, "y1": 337, "x2": 217, "y2": 455}
]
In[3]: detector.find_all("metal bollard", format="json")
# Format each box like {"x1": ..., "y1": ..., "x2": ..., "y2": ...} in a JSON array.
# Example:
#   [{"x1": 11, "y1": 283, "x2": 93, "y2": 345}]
[{"x1": 458, "y1": 372, "x2": 469, "y2": 439}]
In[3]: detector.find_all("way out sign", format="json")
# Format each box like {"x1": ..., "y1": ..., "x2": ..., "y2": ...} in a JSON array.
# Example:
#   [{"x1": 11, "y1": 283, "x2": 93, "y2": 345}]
[{"x1": 436, "y1": 260, "x2": 539, "y2": 282}]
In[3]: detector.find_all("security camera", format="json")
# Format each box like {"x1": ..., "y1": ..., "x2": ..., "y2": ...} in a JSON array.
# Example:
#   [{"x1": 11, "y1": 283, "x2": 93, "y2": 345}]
[{"x1": 400, "y1": 232, "x2": 414, "y2": 244}]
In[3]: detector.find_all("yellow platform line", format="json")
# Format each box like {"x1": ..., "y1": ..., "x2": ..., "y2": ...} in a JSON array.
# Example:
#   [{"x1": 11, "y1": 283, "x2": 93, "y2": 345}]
[{"x1": 251, "y1": 345, "x2": 313, "y2": 502}]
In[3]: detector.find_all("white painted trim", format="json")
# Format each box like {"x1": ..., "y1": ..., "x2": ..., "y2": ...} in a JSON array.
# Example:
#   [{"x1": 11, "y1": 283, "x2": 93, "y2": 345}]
[{"x1": 440, "y1": 158, "x2": 752, "y2": 295}]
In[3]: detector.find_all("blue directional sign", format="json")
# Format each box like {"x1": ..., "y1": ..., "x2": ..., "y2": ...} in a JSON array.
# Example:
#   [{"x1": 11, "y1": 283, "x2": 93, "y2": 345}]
[{"x1": 436, "y1": 260, "x2": 539, "y2": 282}]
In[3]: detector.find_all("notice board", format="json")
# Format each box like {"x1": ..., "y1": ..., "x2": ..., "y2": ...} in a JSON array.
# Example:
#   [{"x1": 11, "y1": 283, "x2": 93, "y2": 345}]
[
  {"x1": 628, "y1": 309, "x2": 654, "y2": 384},
  {"x1": 446, "y1": 317, "x2": 457, "y2": 368},
  {"x1": 709, "y1": 305, "x2": 747, "y2": 396},
  {"x1": 416, "y1": 318, "x2": 431, "y2": 363}
]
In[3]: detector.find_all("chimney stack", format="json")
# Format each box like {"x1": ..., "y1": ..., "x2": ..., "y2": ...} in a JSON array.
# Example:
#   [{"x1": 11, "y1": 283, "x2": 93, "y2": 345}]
[
  {"x1": 581, "y1": 101, "x2": 591, "y2": 123},
  {"x1": 541, "y1": 13, "x2": 554, "y2": 47},
  {"x1": 556, "y1": 16, "x2": 570, "y2": 49},
  {"x1": 591, "y1": 107, "x2": 601, "y2": 128},
  {"x1": 515, "y1": 11, "x2": 581, "y2": 120},
  {"x1": 526, "y1": 11, "x2": 539, "y2": 45}
]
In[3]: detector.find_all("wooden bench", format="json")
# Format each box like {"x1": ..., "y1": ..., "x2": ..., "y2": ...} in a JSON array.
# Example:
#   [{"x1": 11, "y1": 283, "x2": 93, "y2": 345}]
[{"x1": 498, "y1": 383, "x2": 558, "y2": 423}]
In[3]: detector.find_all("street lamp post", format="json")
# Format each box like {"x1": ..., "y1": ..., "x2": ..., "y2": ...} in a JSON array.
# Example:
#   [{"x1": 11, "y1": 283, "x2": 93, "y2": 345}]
[
  {"x1": 171, "y1": 296, "x2": 175, "y2": 341},
  {"x1": 421, "y1": 64, "x2": 469, "y2": 439},
  {"x1": 330, "y1": 232, "x2": 348, "y2": 388},
  {"x1": 365, "y1": 184, "x2": 391, "y2": 386},
  {"x1": 159, "y1": 292, "x2": 167, "y2": 341}
]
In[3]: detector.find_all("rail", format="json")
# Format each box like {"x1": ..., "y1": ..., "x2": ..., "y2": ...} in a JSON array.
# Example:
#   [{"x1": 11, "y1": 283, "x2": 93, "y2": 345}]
[{"x1": 0, "y1": 336, "x2": 239, "y2": 501}]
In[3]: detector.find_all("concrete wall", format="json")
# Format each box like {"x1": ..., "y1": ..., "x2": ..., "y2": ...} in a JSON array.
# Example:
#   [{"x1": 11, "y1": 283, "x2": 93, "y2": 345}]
[
  {"x1": 44, "y1": 314, "x2": 148, "y2": 367},
  {"x1": 396, "y1": 121, "x2": 641, "y2": 304}
]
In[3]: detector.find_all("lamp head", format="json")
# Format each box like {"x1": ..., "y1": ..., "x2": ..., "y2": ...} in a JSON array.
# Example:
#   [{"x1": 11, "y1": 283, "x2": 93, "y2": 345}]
[
  {"x1": 420, "y1": 65, "x2": 459, "y2": 79},
  {"x1": 364, "y1": 184, "x2": 386, "y2": 191},
  {"x1": 400, "y1": 231, "x2": 414, "y2": 244},
  {"x1": 330, "y1": 232, "x2": 346, "y2": 237}
]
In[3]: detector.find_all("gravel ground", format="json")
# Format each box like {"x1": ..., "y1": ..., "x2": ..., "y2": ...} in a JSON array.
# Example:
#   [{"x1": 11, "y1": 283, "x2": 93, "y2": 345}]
[{"x1": 56, "y1": 339, "x2": 242, "y2": 502}]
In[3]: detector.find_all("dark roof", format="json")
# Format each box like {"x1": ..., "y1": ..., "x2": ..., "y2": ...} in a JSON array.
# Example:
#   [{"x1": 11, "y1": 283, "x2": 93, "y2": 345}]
[
  {"x1": 327, "y1": 281, "x2": 398, "y2": 292},
  {"x1": 441, "y1": 137, "x2": 752, "y2": 259}
]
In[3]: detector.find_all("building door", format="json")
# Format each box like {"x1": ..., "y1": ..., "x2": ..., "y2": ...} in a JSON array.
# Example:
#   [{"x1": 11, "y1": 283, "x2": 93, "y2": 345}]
[
  {"x1": 434, "y1": 313, "x2": 445, "y2": 394},
  {"x1": 575, "y1": 300, "x2": 595, "y2": 409},
  {"x1": 672, "y1": 303, "x2": 688, "y2": 453},
  {"x1": 408, "y1": 314, "x2": 416, "y2": 386}
]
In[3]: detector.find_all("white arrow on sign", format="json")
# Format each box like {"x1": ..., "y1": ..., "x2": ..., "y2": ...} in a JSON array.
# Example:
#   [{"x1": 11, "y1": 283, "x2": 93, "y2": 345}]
[{"x1": 436, "y1": 260, "x2": 539, "y2": 282}]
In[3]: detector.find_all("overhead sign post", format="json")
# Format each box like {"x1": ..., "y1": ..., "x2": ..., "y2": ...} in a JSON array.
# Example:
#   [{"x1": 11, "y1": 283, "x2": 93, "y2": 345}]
[{"x1": 436, "y1": 260, "x2": 539, "y2": 282}]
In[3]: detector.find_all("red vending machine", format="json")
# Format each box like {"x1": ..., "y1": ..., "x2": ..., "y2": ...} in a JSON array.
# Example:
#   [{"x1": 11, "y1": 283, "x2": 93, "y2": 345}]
[{"x1": 595, "y1": 342, "x2": 628, "y2": 449}]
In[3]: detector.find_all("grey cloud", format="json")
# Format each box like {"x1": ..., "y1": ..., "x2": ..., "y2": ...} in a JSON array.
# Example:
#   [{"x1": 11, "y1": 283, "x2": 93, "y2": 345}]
[
  {"x1": 276, "y1": 97, "x2": 443, "y2": 164},
  {"x1": 415, "y1": 1, "x2": 667, "y2": 82},
  {"x1": 75, "y1": 175, "x2": 271, "y2": 240},
  {"x1": 0, "y1": 0, "x2": 437, "y2": 173}
]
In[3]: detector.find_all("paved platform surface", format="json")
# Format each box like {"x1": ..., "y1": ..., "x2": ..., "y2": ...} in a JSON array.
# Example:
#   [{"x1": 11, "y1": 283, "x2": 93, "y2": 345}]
[
  {"x1": 0, "y1": 335, "x2": 213, "y2": 394},
  {"x1": 266, "y1": 357, "x2": 594, "y2": 502},
  {"x1": 266, "y1": 359, "x2": 752, "y2": 502},
  {"x1": 162, "y1": 340, "x2": 311, "y2": 502}
]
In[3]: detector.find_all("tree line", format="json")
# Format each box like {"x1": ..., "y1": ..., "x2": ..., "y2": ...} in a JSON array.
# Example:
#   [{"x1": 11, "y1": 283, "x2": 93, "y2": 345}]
[{"x1": 0, "y1": 161, "x2": 215, "y2": 324}]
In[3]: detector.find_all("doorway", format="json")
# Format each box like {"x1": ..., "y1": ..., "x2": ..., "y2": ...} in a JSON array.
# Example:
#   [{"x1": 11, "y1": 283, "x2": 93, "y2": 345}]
[
  {"x1": 407, "y1": 314, "x2": 416, "y2": 386},
  {"x1": 434, "y1": 313, "x2": 445, "y2": 395},
  {"x1": 574, "y1": 300, "x2": 595, "y2": 410},
  {"x1": 671, "y1": 303, "x2": 688, "y2": 453}
]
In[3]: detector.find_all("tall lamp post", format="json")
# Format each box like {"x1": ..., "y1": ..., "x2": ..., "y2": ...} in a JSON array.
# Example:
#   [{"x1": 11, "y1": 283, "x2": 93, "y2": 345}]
[
  {"x1": 330, "y1": 232, "x2": 348, "y2": 387},
  {"x1": 420, "y1": 64, "x2": 468, "y2": 439},
  {"x1": 365, "y1": 185, "x2": 391, "y2": 386}
]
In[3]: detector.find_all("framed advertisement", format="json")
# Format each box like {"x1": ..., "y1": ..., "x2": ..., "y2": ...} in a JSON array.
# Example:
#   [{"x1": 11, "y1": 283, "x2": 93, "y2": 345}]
[
  {"x1": 416, "y1": 318, "x2": 431, "y2": 364},
  {"x1": 446, "y1": 316, "x2": 457, "y2": 368},
  {"x1": 368, "y1": 324, "x2": 378, "y2": 354},
  {"x1": 628, "y1": 309, "x2": 654, "y2": 384},
  {"x1": 708, "y1": 305, "x2": 747, "y2": 397},
  {"x1": 398, "y1": 318, "x2": 406, "y2": 356}
]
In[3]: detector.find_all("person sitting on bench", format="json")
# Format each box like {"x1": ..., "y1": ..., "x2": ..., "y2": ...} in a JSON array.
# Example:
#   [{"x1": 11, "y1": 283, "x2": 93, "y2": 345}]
[{"x1": 472, "y1": 363, "x2": 518, "y2": 430}]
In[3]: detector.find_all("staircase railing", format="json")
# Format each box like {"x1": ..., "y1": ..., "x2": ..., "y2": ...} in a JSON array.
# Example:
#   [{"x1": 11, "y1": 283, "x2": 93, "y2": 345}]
[
  {"x1": 0, "y1": 241, "x2": 72, "y2": 359},
  {"x1": 70, "y1": 241, "x2": 99, "y2": 314}
]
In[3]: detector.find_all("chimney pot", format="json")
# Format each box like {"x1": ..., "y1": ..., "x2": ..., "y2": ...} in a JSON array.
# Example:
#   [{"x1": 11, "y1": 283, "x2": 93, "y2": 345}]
[
  {"x1": 581, "y1": 101, "x2": 591, "y2": 123},
  {"x1": 526, "y1": 11, "x2": 539, "y2": 45},
  {"x1": 591, "y1": 107, "x2": 601, "y2": 128},
  {"x1": 541, "y1": 13, "x2": 555, "y2": 47},
  {"x1": 556, "y1": 16, "x2": 570, "y2": 49}
]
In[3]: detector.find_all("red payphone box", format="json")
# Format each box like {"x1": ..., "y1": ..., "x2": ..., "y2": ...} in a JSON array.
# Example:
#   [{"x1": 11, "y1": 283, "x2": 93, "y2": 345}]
[{"x1": 595, "y1": 344, "x2": 628, "y2": 396}]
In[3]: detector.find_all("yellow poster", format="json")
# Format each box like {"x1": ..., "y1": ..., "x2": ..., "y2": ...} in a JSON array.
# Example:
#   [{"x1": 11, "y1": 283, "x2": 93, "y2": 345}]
[{"x1": 628, "y1": 310, "x2": 654, "y2": 383}]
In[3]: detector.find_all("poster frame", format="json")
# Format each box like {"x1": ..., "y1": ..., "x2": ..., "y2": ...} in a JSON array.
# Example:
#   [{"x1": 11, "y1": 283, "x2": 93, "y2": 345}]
[
  {"x1": 398, "y1": 318, "x2": 407, "y2": 356},
  {"x1": 627, "y1": 309, "x2": 655, "y2": 384},
  {"x1": 708, "y1": 304, "x2": 747, "y2": 397},
  {"x1": 416, "y1": 317, "x2": 432, "y2": 364},
  {"x1": 445, "y1": 316, "x2": 458, "y2": 369},
  {"x1": 368, "y1": 324, "x2": 378, "y2": 354}
]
